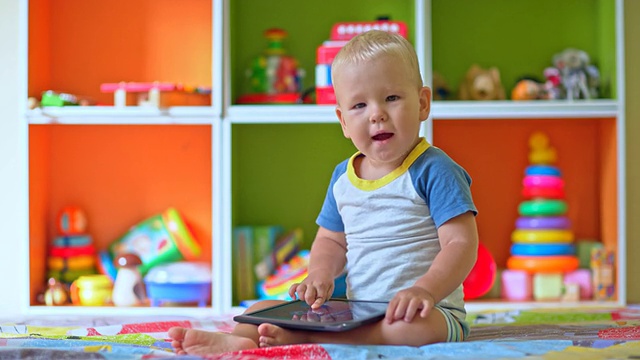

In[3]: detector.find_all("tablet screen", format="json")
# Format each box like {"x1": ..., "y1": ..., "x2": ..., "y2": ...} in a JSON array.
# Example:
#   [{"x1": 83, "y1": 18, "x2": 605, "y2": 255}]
[{"x1": 234, "y1": 299, "x2": 389, "y2": 332}]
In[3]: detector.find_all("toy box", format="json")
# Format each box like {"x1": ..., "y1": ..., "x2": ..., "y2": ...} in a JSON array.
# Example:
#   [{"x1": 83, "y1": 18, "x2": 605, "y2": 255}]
[{"x1": 107, "y1": 208, "x2": 201, "y2": 275}]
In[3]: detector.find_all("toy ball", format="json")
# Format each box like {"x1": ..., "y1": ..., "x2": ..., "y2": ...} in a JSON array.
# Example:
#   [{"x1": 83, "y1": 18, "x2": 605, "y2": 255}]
[
  {"x1": 57, "y1": 206, "x2": 88, "y2": 235},
  {"x1": 463, "y1": 242, "x2": 497, "y2": 300}
]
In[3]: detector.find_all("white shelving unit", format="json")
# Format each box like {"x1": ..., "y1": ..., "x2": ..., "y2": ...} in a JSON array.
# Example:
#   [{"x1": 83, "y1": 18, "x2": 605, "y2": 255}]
[{"x1": 0, "y1": 0, "x2": 625, "y2": 317}]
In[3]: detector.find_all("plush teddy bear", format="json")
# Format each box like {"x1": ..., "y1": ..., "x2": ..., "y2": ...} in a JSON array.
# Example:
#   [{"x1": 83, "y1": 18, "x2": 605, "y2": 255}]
[{"x1": 458, "y1": 64, "x2": 506, "y2": 101}]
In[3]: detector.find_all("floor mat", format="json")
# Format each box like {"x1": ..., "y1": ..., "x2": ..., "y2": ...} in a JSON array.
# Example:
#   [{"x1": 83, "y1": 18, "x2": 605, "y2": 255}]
[{"x1": 1, "y1": 306, "x2": 639, "y2": 359}]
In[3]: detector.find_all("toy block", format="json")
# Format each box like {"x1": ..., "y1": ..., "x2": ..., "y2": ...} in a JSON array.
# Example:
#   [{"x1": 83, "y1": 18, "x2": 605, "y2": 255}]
[
  {"x1": 563, "y1": 269, "x2": 593, "y2": 300},
  {"x1": 561, "y1": 282, "x2": 580, "y2": 302},
  {"x1": 533, "y1": 272, "x2": 563, "y2": 301},
  {"x1": 576, "y1": 239, "x2": 603, "y2": 268},
  {"x1": 501, "y1": 269, "x2": 532, "y2": 301},
  {"x1": 591, "y1": 248, "x2": 615, "y2": 301}
]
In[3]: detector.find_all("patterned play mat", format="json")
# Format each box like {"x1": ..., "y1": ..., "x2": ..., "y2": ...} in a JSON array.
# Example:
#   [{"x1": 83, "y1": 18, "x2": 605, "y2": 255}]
[{"x1": 1, "y1": 306, "x2": 639, "y2": 359}]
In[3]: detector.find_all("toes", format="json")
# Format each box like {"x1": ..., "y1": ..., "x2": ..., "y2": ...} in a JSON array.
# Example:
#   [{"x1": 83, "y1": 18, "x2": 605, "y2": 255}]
[
  {"x1": 259, "y1": 336, "x2": 274, "y2": 348},
  {"x1": 257, "y1": 324, "x2": 280, "y2": 347},
  {"x1": 257, "y1": 323, "x2": 278, "y2": 338},
  {"x1": 168, "y1": 327, "x2": 187, "y2": 341},
  {"x1": 171, "y1": 339, "x2": 183, "y2": 350}
]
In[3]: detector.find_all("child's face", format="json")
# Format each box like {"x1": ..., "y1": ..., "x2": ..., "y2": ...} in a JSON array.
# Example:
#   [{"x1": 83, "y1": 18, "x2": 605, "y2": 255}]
[{"x1": 334, "y1": 54, "x2": 431, "y2": 169}]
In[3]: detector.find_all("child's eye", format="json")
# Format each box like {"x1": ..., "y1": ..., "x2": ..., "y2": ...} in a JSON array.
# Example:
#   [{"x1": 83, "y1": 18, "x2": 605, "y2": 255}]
[
  {"x1": 352, "y1": 103, "x2": 366, "y2": 109},
  {"x1": 386, "y1": 95, "x2": 400, "y2": 101}
]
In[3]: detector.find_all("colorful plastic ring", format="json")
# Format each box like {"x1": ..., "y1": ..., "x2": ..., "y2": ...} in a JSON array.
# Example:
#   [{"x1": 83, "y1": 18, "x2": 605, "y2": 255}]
[
  {"x1": 47, "y1": 268, "x2": 97, "y2": 284},
  {"x1": 515, "y1": 216, "x2": 571, "y2": 230},
  {"x1": 49, "y1": 244, "x2": 95, "y2": 258},
  {"x1": 519, "y1": 200, "x2": 567, "y2": 216},
  {"x1": 53, "y1": 235, "x2": 92, "y2": 247},
  {"x1": 47, "y1": 255, "x2": 95, "y2": 271},
  {"x1": 523, "y1": 175, "x2": 564, "y2": 189},
  {"x1": 525, "y1": 165, "x2": 561, "y2": 177},
  {"x1": 507, "y1": 255, "x2": 579, "y2": 273},
  {"x1": 511, "y1": 229, "x2": 574, "y2": 243},
  {"x1": 510, "y1": 243, "x2": 576, "y2": 256},
  {"x1": 522, "y1": 186, "x2": 565, "y2": 200}
]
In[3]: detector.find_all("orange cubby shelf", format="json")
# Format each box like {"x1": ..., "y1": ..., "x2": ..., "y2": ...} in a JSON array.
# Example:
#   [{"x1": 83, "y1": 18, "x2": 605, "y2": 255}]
[
  {"x1": 432, "y1": 117, "x2": 618, "y2": 280},
  {"x1": 28, "y1": 124, "x2": 213, "y2": 305},
  {"x1": 28, "y1": 0, "x2": 212, "y2": 106}
]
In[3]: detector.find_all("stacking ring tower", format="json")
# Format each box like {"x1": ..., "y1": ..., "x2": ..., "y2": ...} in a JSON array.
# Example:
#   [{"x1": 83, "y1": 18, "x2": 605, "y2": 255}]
[{"x1": 507, "y1": 132, "x2": 579, "y2": 275}]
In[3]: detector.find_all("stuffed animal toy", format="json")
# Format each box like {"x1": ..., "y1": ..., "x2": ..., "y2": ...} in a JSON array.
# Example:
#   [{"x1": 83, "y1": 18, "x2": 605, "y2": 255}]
[
  {"x1": 432, "y1": 72, "x2": 451, "y2": 100},
  {"x1": 459, "y1": 64, "x2": 506, "y2": 101},
  {"x1": 511, "y1": 79, "x2": 546, "y2": 101},
  {"x1": 552, "y1": 48, "x2": 600, "y2": 100}
]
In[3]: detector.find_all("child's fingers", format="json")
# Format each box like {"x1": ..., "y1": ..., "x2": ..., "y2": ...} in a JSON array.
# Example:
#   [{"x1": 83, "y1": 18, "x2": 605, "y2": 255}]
[
  {"x1": 404, "y1": 299, "x2": 422, "y2": 322},
  {"x1": 420, "y1": 300, "x2": 431, "y2": 318},
  {"x1": 311, "y1": 297, "x2": 325, "y2": 309},
  {"x1": 288, "y1": 283, "x2": 299, "y2": 300},
  {"x1": 304, "y1": 286, "x2": 319, "y2": 306},
  {"x1": 385, "y1": 300, "x2": 399, "y2": 323}
]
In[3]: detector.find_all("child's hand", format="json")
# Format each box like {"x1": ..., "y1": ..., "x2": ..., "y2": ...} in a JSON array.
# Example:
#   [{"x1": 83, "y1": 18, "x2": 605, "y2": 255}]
[
  {"x1": 385, "y1": 286, "x2": 436, "y2": 324},
  {"x1": 288, "y1": 271, "x2": 335, "y2": 310}
]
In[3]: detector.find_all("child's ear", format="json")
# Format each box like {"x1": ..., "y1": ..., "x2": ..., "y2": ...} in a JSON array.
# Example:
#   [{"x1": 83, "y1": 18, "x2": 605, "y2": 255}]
[
  {"x1": 335, "y1": 107, "x2": 351, "y2": 138},
  {"x1": 419, "y1": 86, "x2": 432, "y2": 121}
]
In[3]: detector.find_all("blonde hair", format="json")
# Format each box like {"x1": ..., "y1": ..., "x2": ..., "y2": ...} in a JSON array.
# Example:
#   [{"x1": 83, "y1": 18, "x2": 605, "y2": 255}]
[{"x1": 331, "y1": 30, "x2": 423, "y2": 88}]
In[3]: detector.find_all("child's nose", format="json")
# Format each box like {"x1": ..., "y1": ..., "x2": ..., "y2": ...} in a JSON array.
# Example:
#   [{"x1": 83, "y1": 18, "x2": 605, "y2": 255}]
[{"x1": 368, "y1": 106, "x2": 386, "y2": 123}]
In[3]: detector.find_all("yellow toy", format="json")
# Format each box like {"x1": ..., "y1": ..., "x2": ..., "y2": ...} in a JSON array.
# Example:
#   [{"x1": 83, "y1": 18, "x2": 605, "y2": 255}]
[{"x1": 528, "y1": 131, "x2": 557, "y2": 165}]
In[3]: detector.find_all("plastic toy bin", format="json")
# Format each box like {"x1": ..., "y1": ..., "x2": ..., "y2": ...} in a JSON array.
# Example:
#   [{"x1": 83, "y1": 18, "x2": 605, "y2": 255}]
[{"x1": 144, "y1": 262, "x2": 212, "y2": 307}]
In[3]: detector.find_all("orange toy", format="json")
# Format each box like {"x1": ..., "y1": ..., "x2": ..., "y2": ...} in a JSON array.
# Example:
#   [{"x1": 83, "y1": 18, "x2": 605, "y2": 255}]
[
  {"x1": 507, "y1": 255, "x2": 579, "y2": 273},
  {"x1": 56, "y1": 206, "x2": 88, "y2": 235}
]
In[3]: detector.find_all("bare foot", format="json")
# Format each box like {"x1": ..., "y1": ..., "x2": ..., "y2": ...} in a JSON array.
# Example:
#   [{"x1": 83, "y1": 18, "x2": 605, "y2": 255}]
[
  {"x1": 168, "y1": 327, "x2": 257, "y2": 355},
  {"x1": 257, "y1": 323, "x2": 309, "y2": 347}
]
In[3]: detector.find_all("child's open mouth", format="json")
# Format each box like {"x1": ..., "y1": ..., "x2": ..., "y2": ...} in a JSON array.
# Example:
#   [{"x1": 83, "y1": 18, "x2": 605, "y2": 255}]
[{"x1": 372, "y1": 133, "x2": 393, "y2": 141}]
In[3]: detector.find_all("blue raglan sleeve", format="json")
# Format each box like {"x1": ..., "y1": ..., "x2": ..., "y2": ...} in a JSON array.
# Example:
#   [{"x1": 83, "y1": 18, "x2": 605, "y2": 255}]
[
  {"x1": 412, "y1": 147, "x2": 477, "y2": 228},
  {"x1": 315, "y1": 161, "x2": 348, "y2": 232}
]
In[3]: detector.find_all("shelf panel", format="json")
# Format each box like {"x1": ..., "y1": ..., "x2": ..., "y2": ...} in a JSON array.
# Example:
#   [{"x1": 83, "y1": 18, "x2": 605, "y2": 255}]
[
  {"x1": 433, "y1": 100, "x2": 619, "y2": 119},
  {"x1": 227, "y1": 105, "x2": 339, "y2": 124},
  {"x1": 226, "y1": 101, "x2": 619, "y2": 123},
  {"x1": 27, "y1": 107, "x2": 218, "y2": 125}
]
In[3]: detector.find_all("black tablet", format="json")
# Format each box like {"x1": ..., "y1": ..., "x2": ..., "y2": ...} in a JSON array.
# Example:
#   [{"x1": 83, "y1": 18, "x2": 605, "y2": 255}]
[{"x1": 233, "y1": 299, "x2": 389, "y2": 332}]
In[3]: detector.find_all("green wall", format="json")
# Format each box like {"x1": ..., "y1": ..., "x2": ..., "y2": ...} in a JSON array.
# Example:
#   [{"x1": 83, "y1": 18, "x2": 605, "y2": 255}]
[{"x1": 232, "y1": 124, "x2": 355, "y2": 248}]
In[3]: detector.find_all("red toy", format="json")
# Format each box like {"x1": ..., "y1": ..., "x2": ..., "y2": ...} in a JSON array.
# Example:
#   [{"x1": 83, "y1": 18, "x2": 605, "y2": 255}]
[
  {"x1": 463, "y1": 242, "x2": 497, "y2": 300},
  {"x1": 237, "y1": 28, "x2": 304, "y2": 104},
  {"x1": 315, "y1": 20, "x2": 408, "y2": 104}
]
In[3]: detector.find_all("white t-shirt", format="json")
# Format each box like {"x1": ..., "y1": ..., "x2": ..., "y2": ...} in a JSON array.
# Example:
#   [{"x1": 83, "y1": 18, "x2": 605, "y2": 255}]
[{"x1": 316, "y1": 138, "x2": 477, "y2": 314}]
